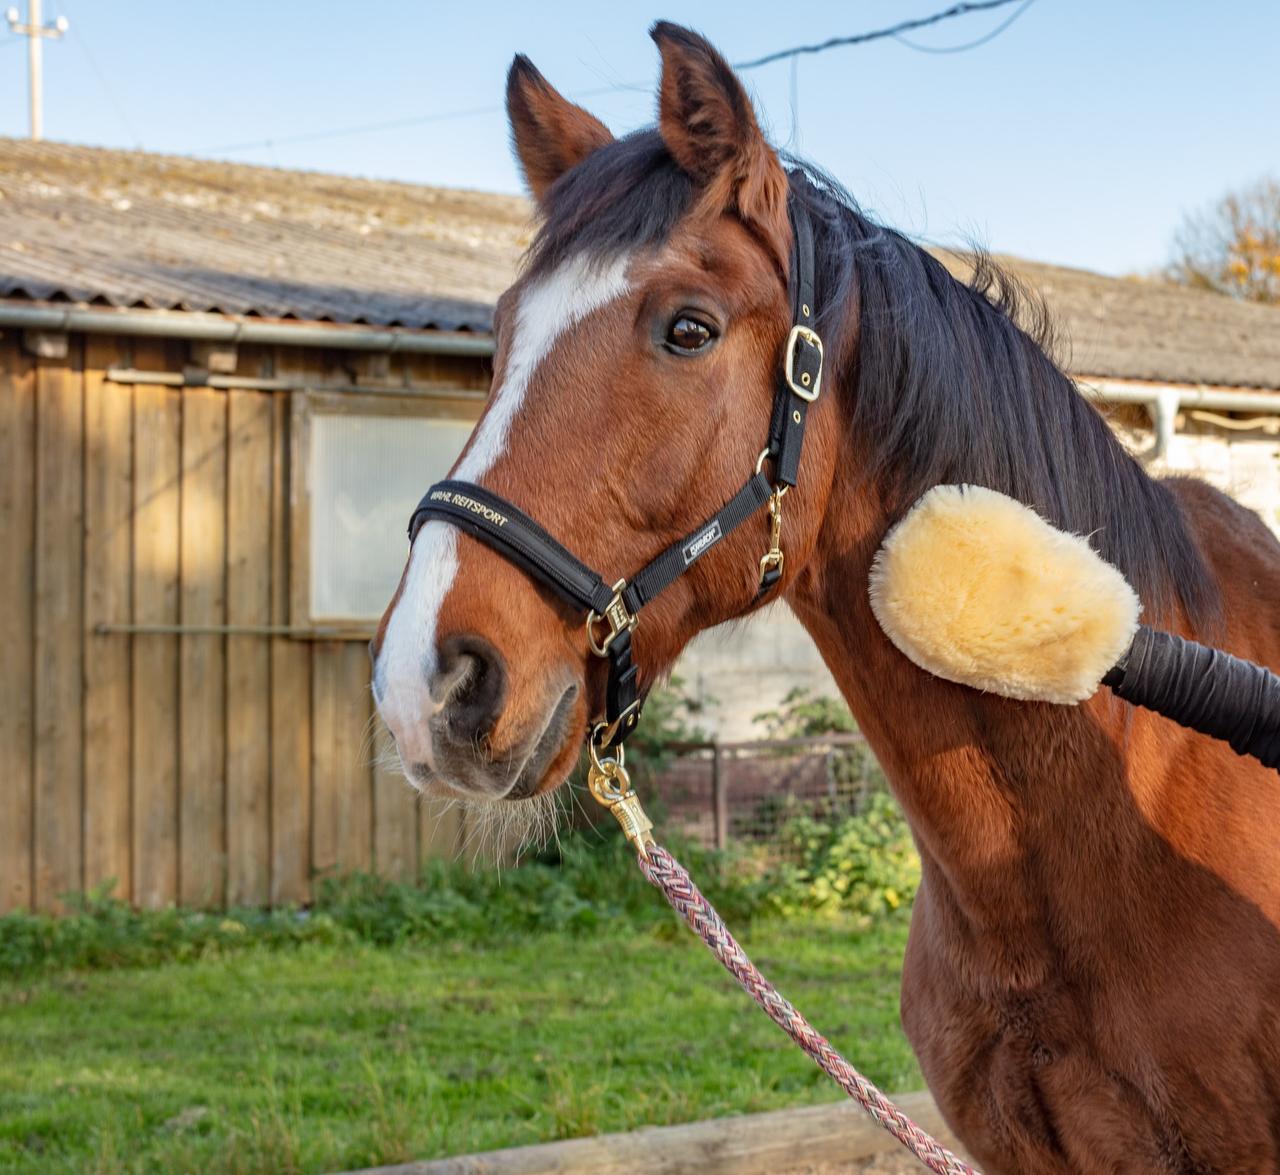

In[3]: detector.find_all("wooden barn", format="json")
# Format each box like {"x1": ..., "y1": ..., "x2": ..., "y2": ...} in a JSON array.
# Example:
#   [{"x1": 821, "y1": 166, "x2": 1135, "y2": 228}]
[
  {"x1": 0, "y1": 142, "x2": 516, "y2": 913},
  {"x1": 2, "y1": 140, "x2": 1278, "y2": 912}
]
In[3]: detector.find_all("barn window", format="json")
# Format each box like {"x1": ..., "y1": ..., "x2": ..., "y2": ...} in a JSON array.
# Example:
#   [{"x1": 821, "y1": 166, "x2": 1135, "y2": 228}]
[{"x1": 299, "y1": 393, "x2": 479, "y2": 625}]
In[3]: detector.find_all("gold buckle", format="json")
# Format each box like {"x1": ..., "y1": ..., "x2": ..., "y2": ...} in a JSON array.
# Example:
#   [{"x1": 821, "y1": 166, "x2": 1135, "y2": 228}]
[
  {"x1": 784, "y1": 324, "x2": 823, "y2": 402},
  {"x1": 586, "y1": 578, "x2": 637, "y2": 656}
]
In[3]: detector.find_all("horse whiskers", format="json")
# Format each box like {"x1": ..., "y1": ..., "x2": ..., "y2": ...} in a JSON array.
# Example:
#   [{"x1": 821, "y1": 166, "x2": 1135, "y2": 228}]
[
  {"x1": 445, "y1": 785, "x2": 567, "y2": 867},
  {"x1": 565, "y1": 775, "x2": 593, "y2": 834},
  {"x1": 372, "y1": 745, "x2": 405, "y2": 776},
  {"x1": 365, "y1": 719, "x2": 567, "y2": 862},
  {"x1": 358, "y1": 710, "x2": 387, "y2": 769}
]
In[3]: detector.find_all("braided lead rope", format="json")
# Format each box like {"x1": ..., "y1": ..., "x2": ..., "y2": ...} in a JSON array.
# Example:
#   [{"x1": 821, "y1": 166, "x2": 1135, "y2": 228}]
[{"x1": 638, "y1": 843, "x2": 978, "y2": 1175}]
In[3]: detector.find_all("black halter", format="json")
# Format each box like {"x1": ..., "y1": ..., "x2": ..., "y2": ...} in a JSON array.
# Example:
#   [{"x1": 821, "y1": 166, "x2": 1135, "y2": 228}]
[{"x1": 408, "y1": 193, "x2": 823, "y2": 751}]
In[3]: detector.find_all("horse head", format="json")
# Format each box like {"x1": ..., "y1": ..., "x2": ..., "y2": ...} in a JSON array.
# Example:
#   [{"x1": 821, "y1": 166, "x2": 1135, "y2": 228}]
[{"x1": 371, "y1": 24, "x2": 841, "y2": 803}]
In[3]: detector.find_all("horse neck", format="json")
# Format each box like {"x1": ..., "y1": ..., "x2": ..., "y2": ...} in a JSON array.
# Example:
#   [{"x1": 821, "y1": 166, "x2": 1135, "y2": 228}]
[{"x1": 786, "y1": 461, "x2": 1146, "y2": 987}]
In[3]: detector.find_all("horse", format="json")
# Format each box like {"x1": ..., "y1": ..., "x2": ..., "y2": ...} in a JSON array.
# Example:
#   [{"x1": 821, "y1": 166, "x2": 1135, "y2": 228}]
[{"x1": 371, "y1": 22, "x2": 1280, "y2": 1173}]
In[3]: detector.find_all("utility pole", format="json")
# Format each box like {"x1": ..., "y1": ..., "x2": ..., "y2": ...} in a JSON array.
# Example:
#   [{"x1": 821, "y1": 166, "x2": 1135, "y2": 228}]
[{"x1": 6, "y1": 1, "x2": 69, "y2": 141}]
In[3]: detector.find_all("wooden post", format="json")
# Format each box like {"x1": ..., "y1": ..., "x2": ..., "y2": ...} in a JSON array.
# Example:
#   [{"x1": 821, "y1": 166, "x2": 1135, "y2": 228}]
[
  {"x1": 268, "y1": 381, "x2": 312, "y2": 907},
  {"x1": 178, "y1": 384, "x2": 228, "y2": 908},
  {"x1": 310, "y1": 639, "x2": 373, "y2": 878},
  {"x1": 83, "y1": 336, "x2": 133, "y2": 902},
  {"x1": 33, "y1": 343, "x2": 84, "y2": 911},
  {"x1": 711, "y1": 743, "x2": 729, "y2": 851},
  {"x1": 131, "y1": 342, "x2": 181, "y2": 909},
  {"x1": 0, "y1": 341, "x2": 36, "y2": 913},
  {"x1": 225, "y1": 389, "x2": 273, "y2": 907}
]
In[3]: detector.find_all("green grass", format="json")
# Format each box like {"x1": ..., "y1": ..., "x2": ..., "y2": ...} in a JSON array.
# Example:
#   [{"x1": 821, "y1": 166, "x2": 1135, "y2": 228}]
[{"x1": 0, "y1": 917, "x2": 916, "y2": 1174}]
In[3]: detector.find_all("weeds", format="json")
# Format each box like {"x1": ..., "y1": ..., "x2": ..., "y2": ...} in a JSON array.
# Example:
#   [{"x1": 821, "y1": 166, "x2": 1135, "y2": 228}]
[
  {"x1": 0, "y1": 823, "x2": 763, "y2": 979},
  {"x1": 1, "y1": 799, "x2": 919, "y2": 980}
]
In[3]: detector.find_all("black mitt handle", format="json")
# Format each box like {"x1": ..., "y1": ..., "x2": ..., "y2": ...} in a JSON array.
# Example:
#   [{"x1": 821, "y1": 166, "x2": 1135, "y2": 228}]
[{"x1": 1102, "y1": 627, "x2": 1280, "y2": 771}]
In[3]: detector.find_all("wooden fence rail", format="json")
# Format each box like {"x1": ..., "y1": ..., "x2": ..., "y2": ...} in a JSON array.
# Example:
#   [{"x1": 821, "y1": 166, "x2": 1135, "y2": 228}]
[{"x1": 339, "y1": 1094, "x2": 966, "y2": 1175}]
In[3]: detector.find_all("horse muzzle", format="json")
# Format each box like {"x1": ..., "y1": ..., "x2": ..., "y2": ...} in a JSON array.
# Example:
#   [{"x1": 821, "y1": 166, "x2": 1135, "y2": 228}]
[{"x1": 380, "y1": 632, "x2": 582, "y2": 802}]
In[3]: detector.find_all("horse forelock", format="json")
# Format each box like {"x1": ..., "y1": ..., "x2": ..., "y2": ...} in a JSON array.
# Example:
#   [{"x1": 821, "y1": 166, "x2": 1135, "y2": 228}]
[{"x1": 524, "y1": 130, "x2": 694, "y2": 282}]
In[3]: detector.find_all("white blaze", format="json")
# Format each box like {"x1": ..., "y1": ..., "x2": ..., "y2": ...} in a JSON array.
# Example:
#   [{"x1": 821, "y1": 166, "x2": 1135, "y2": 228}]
[{"x1": 376, "y1": 252, "x2": 631, "y2": 772}]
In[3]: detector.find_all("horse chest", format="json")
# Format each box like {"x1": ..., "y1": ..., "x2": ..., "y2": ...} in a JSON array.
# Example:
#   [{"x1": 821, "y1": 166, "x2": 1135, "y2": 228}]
[{"x1": 899, "y1": 907, "x2": 1280, "y2": 1173}]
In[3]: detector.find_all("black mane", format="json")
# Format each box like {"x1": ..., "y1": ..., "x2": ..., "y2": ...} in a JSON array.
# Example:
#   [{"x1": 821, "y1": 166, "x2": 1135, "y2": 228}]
[{"x1": 529, "y1": 129, "x2": 1218, "y2": 625}]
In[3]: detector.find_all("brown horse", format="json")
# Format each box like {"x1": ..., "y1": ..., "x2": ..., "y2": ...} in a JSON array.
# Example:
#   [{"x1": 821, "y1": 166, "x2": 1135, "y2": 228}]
[{"x1": 372, "y1": 23, "x2": 1280, "y2": 1173}]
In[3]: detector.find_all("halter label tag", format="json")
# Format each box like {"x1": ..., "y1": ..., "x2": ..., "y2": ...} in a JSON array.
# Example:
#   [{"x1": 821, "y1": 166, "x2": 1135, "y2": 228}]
[
  {"x1": 683, "y1": 520, "x2": 722, "y2": 565},
  {"x1": 429, "y1": 488, "x2": 508, "y2": 528}
]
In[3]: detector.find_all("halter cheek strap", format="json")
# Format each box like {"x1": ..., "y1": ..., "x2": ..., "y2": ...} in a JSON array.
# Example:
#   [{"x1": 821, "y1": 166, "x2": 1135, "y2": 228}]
[
  {"x1": 407, "y1": 188, "x2": 823, "y2": 751},
  {"x1": 769, "y1": 202, "x2": 821, "y2": 488}
]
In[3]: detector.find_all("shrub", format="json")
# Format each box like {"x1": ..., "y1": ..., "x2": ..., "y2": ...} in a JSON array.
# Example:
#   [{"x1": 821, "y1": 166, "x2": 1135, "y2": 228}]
[
  {"x1": 753, "y1": 686, "x2": 858, "y2": 739},
  {"x1": 765, "y1": 792, "x2": 921, "y2": 922},
  {"x1": 0, "y1": 825, "x2": 770, "y2": 979}
]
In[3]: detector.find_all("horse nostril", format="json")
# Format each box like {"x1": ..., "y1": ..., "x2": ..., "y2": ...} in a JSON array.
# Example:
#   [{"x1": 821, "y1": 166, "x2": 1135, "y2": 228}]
[{"x1": 431, "y1": 634, "x2": 507, "y2": 744}]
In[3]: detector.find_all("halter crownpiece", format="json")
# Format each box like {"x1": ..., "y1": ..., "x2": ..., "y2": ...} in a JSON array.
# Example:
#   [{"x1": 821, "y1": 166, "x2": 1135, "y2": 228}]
[{"x1": 408, "y1": 186, "x2": 823, "y2": 752}]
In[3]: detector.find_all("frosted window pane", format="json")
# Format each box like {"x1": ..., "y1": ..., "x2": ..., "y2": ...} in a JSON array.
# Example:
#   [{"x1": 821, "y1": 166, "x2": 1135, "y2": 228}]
[{"x1": 310, "y1": 413, "x2": 474, "y2": 621}]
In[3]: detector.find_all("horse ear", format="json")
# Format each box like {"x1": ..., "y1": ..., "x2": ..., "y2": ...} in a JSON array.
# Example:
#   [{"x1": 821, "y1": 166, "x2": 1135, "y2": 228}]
[
  {"x1": 651, "y1": 22, "x2": 789, "y2": 265},
  {"x1": 506, "y1": 55, "x2": 613, "y2": 206}
]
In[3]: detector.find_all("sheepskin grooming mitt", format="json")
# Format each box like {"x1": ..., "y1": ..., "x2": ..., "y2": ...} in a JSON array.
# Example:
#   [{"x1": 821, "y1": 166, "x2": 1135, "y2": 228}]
[{"x1": 868, "y1": 484, "x2": 1141, "y2": 704}]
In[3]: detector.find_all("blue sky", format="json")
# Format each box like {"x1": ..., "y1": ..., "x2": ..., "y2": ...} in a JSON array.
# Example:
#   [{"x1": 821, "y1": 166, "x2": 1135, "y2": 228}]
[{"x1": 2, "y1": 1, "x2": 1276, "y2": 276}]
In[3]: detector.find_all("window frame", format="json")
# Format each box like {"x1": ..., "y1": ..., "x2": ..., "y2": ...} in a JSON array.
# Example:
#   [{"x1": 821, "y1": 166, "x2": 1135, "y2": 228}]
[{"x1": 289, "y1": 389, "x2": 484, "y2": 632}]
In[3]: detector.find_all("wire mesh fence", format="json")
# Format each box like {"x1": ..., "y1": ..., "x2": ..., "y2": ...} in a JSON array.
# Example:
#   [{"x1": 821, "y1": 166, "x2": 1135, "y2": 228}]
[{"x1": 647, "y1": 735, "x2": 888, "y2": 857}]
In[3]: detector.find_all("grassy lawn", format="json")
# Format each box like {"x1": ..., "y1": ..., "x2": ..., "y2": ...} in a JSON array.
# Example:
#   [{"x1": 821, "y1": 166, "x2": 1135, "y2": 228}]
[{"x1": 0, "y1": 916, "x2": 916, "y2": 1174}]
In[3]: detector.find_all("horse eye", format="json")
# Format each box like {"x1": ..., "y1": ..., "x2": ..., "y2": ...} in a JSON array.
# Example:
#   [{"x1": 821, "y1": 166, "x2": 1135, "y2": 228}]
[{"x1": 666, "y1": 316, "x2": 715, "y2": 352}]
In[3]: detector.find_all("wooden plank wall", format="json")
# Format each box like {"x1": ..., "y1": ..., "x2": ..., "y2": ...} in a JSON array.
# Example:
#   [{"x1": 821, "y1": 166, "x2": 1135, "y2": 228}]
[
  {"x1": 83, "y1": 337, "x2": 134, "y2": 901},
  {"x1": 0, "y1": 341, "x2": 35, "y2": 913},
  {"x1": 130, "y1": 340, "x2": 182, "y2": 907},
  {"x1": 0, "y1": 332, "x2": 490, "y2": 912},
  {"x1": 33, "y1": 342, "x2": 85, "y2": 911},
  {"x1": 225, "y1": 384, "x2": 273, "y2": 907}
]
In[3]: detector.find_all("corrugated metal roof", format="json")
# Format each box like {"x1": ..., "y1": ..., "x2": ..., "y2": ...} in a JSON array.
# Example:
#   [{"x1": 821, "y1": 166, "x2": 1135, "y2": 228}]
[
  {"x1": 940, "y1": 252, "x2": 1280, "y2": 392},
  {"x1": 0, "y1": 139, "x2": 1277, "y2": 389},
  {"x1": 0, "y1": 139, "x2": 527, "y2": 331}
]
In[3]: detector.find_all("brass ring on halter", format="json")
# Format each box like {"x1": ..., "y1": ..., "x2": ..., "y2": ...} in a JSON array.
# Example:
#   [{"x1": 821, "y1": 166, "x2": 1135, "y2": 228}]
[
  {"x1": 587, "y1": 722, "x2": 629, "y2": 809},
  {"x1": 754, "y1": 447, "x2": 788, "y2": 497},
  {"x1": 588, "y1": 720, "x2": 625, "y2": 775}
]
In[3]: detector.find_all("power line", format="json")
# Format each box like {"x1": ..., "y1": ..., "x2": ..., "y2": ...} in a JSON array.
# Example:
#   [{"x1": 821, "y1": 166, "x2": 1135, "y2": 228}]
[
  {"x1": 207, "y1": 84, "x2": 632, "y2": 155},
  {"x1": 734, "y1": 0, "x2": 1023, "y2": 69},
  {"x1": 206, "y1": 0, "x2": 1034, "y2": 158},
  {"x1": 208, "y1": 102, "x2": 505, "y2": 154},
  {"x1": 58, "y1": 0, "x2": 142, "y2": 146},
  {"x1": 894, "y1": 0, "x2": 1038, "y2": 54}
]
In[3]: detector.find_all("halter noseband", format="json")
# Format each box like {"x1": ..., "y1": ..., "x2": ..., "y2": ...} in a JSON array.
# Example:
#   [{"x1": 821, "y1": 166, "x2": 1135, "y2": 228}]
[{"x1": 407, "y1": 192, "x2": 823, "y2": 753}]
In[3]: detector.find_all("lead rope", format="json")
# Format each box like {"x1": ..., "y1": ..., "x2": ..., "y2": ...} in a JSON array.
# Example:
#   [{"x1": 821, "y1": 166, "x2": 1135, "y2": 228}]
[{"x1": 588, "y1": 737, "x2": 978, "y2": 1175}]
